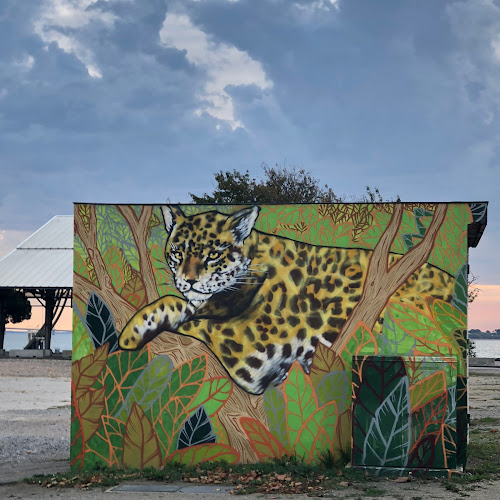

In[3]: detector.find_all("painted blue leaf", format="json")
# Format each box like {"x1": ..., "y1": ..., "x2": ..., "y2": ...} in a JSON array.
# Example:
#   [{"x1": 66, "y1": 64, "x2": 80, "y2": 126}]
[
  {"x1": 85, "y1": 292, "x2": 118, "y2": 352},
  {"x1": 362, "y1": 377, "x2": 411, "y2": 468},
  {"x1": 177, "y1": 406, "x2": 216, "y2": 450},
  {"x1": 379, "y1": 312, "x2": 415, "y2": 356},
  {"x1": 468, "y1": 203, "x2": 487, "y2": 224}
]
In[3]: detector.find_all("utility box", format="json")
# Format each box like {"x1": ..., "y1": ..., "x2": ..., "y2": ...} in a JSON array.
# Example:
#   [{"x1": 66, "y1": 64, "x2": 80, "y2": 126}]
[{"x1": 71, "y1": 202, "x2": 487, "y2": 475}]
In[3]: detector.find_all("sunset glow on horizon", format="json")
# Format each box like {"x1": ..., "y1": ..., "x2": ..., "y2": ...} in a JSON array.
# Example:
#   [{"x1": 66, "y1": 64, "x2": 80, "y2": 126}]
[
  {"x1": 468, "y1": 284, "x2": 500, "y2": 331},
  {"x1": 7, "y1": 283, "x2": 499, "y2": 335}
]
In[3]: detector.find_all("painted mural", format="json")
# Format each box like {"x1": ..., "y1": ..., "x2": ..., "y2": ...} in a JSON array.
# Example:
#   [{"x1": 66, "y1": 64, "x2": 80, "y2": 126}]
[{"x1": 71, "y1": 202, "x2": 487, "y2": 474}]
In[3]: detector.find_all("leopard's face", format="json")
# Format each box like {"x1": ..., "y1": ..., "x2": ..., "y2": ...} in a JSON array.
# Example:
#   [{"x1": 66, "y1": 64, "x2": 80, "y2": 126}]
[{"x1": 162, "y1": 206, "x2": 259, "y2": 304}]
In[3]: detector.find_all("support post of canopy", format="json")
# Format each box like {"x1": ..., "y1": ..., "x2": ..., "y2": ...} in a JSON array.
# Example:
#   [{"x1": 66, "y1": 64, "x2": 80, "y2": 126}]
[{"x1": 44, "y1": 289, "x2": 55, "y2": 351}]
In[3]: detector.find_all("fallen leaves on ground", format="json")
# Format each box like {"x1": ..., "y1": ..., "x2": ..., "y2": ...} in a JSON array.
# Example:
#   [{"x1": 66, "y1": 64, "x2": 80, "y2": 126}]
[{"x1": 183, "y1": 467, "x2": 329, "y2": 495}]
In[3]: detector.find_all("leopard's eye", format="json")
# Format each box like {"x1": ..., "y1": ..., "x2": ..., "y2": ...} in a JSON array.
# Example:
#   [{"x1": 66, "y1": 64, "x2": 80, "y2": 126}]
[
  {"x1": 207, "y1": 250, "x2": 221, "y2": 261},
  {"x1": 171, "y1": 250, "x2": 183, "y2": 263}
]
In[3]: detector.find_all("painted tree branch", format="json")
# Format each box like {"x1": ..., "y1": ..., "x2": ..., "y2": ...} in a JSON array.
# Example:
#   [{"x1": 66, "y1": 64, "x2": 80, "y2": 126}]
[
  {"x1": 74, "y1": 207, "x2": 136, "y2": 329},
  {"x1": 333, "y1": 203, "x2": 448, "y2": 351},
  {"x1": 116, "y1": 206, "x2": 159, "y2": 303}
]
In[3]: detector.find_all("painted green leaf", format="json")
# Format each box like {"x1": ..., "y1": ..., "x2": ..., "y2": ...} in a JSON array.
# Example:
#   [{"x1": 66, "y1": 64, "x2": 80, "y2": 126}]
[
  {"x1": 85, "y1": 416, "x2": 124, "y2": 469},
  {"x1": 378, "y1": 310, "x2": 415, "y2": 356},
  {"x1": 409, "y1": 371, "x2": 446, "y2": 411},
  {"x1": 428, "y1": 204, "x2": 471, "y2": 275},
  {"x1": 115, "y1": 355, "x2": 173, "y2": 422},
  {"x1": 149, "y1": 356, "x2": 207, "y2": 457},
  {"x1": 177, "y1": 406, "x2": 216, "y2": 450},
  {"x1": 295, "y1": 401, "x2": 338, "y2": 464},
  {"x1": 72, "y1": 311, "x2": 93, "y2": 361},
  {"x1": 95, "y1": 347, "x2": 151, "y2": 416},
  {"x1": 352, "y1": 356, "x2": 407, "y2": 466},
  {"x1": 263, "y1": 387, "x2": 288, "y2": 448},
  {"x1": 96, "y1": 205, "x2": 139, "y2": 271},
  {"x1": 188, "y1": 377, "x2": 232, "y2": 417},
  {"x1": 452, "y1": 265, "x2": 468, "y2": 315},
  {"x1": 283, "y1": 363, "x2": 318, "y2": 447},
  {"x1": 315, "y1": 371, "x2": 347, "y2": 410},
  {"x1": 410, "y1": 391, "x2": 447, "y2": 468},
  {"x1": 362, "y1": 377, "x2": 411, "y2": 468},
  {"x1": 85, "y1": 292, "x2": 119, "y2": 353},
  {"x1": 169, "y1": 443, "x2": 239, "y2": 466}
]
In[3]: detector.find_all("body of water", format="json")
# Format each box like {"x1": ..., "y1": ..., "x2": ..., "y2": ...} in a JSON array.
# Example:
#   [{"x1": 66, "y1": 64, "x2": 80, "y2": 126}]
[
  {"x1": 471, "y1": 339, "x2": 500, "y2": 359},
  {"x1": 3, "y1": 330, "x2": 500, "y2": 358},
  {"x1": 3, "y1": 330, "x2": 72, "y2": 351}
]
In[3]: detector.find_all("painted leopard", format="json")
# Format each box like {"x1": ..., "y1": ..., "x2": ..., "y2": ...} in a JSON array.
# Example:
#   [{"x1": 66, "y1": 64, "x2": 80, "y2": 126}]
[{"x1": 118, "y1": 205, "x2": 454, "y2": 395}]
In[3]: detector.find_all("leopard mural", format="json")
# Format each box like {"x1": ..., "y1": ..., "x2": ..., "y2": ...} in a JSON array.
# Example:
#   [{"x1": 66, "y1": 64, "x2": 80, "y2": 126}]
[{"x1": 118, "y1": 205, "x2": 454, "y2": 395}]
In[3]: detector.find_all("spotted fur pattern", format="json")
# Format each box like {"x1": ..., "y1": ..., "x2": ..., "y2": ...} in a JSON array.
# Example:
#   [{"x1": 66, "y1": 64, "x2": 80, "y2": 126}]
[{"x1": 118, "y1": 206, "x2": 454, "y2": 395}]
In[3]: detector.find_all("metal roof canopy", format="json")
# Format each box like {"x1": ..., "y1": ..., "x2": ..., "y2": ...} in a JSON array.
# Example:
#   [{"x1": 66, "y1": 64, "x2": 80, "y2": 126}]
[{"x1": 0, "y1": 216, "x2": 73, "y2": 351}]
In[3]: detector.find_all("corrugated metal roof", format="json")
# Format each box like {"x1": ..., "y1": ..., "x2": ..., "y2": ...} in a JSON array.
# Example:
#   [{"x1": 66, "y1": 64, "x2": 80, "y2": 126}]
[
  {"x1": 0, "y1": 216, "x2": 73, "y2": 288},
  {"x1": 18, "y1": 215, "x2": 73, "y2": 249}
]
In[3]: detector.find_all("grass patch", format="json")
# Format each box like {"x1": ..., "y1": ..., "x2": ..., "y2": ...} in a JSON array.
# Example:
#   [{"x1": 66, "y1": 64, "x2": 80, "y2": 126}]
[
  {"x1": 458, "y1": 425, "x2": 500, "y2": 482},
  {"x1": 469, "y1": 417, "x2": 500, "y2": 426},
  {"x1": 469, "y1": 371, "x2": 500, "y2": 377},
  {"x1": 25, "y1": 456, "x2": 363, "y2": 494}
]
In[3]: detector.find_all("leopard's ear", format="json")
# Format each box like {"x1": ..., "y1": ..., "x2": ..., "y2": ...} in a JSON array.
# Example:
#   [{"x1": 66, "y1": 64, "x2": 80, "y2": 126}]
[
  {"x1": 161, "y1": 205, "x2": 185, "y2": 235},
  {"x1": 227, "y1": 206, "x2": 260, "y2": 245}
]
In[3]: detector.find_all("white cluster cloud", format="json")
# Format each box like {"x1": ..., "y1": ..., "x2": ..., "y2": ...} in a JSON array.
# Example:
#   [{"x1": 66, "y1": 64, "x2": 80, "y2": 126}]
[
  {"x1": 33, "y1": 0, "x2": 118, "y2": 78},
  {"x1": 293, "y1": 0, "x2": 339, "y2": 14},
  {"x1": 159, "y1": 12, "x2": 273, "y2": 130},
  {"x1": 13, "y1": 54, "x2": 35, "y2": 71}
]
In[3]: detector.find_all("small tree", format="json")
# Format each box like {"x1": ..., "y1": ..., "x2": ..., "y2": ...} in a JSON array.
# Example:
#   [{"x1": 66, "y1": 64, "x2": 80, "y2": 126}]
[
  {"x1": 467, "y1": 274, "x2": 481, "y2": 304},
  {"x1": 0, "y1": 290, "x2": 32, "y2": 350},
  {"x1": 190, "y1": 163, "x2": 395, "y2": 204}
]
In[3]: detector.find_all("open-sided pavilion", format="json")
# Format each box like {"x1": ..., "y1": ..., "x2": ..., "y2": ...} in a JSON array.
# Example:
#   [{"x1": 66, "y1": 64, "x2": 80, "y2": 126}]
[{"x1": 0, "y1": 216, "x2": 73, "y2": 351}]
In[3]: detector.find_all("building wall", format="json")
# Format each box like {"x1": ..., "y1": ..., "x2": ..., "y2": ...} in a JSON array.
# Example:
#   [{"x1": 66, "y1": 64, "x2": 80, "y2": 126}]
[{"x1": 71, "y1": 202, "x2": 485, "y2": 473}]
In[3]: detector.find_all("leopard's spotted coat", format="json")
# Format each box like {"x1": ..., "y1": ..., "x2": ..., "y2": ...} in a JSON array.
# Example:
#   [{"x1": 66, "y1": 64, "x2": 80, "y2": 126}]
[{"x1": 118, "y1": 206, "x2": 454, "y2": 395}]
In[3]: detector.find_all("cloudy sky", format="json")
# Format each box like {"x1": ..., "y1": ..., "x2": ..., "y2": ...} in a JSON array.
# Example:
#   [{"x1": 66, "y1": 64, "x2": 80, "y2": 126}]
[{"x1": 0, "y1": 0, "x2": 499, "y2": 330}]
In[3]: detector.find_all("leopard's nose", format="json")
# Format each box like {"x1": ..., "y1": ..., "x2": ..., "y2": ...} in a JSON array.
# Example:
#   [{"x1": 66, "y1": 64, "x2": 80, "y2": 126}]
[{"x1": 186, "y1": 279, "x2": 196, "y2": 286}]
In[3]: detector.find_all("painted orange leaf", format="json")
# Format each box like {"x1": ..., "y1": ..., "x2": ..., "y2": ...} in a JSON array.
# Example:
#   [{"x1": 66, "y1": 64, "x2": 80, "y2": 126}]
[
  {"x1": 410, "y1": 392, "x2": 447, "y2": 454},
  {"x1": 240, "y1": 417, "x2": 288, "y2": 461},
  {"x1": 72, "y1": 344, "x2": 109, "y2": 399},
  {"x1": 122, "y1": 403, "x2": 162, "y2": 469},
  {"x1": 309, "y1": 343, "x2": 345, "y2": 387},
  {"x1": 76, "y1": 386, "x2": 106, "y2": 443},
  {"x1": 409, "y1": 371, "x2": 446, "y2": 411},
  {"x1": 169, "y1": 443, "x2": 239, "y2": 466}
]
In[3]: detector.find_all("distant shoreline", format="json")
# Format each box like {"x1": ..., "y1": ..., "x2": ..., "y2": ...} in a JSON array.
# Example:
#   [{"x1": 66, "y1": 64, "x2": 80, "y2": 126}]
[{"x1": 469, "y1": 336, "x2": 500, "y2": 340}]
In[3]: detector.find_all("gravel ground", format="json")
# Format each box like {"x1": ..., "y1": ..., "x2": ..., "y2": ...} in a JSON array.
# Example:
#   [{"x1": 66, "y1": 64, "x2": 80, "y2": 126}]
[
  {"x1": 0, "y1": 359, "x2": 71, "y2": 471},
  {"x1": 0, "y1": 359, "x2": 499, "y2": 499}
]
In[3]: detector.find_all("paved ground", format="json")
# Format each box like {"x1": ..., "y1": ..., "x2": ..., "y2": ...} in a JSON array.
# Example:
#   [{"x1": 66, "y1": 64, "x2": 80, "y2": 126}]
[{"x1": 0, "y1": 359, "x2": 499, "y2": 499}]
